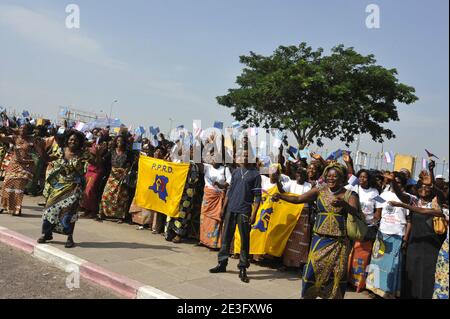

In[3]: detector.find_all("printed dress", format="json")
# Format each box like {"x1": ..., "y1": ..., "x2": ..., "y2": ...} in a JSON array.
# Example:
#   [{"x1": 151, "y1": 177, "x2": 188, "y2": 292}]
[
  {"x1": 1, "y1": 136, "x2": 41, "y2": 215},
  {"x1": 42, "y1": 149, "x2": 88, "y2": 235},
  {"x1": 301, "y1": 185, "x2": 358, "y2": 299}
]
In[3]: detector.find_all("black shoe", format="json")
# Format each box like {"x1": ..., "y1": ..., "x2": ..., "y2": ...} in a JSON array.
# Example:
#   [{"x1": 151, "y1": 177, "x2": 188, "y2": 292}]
[
  {"x1": 65, "y1": 236, "x2": 75, "y2": 248},
  {"x1": 209, "y1": 264, "x2": 227, "y2": 273},
  {"x1": 37, "y1": 235, "x2": 53, "y2": 244},
  {"x1": 239, "y1": 268, "x2": 249, "y2": 283}
]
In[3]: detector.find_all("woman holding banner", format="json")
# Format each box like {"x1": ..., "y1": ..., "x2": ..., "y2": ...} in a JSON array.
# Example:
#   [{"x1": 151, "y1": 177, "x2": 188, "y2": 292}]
[
  {"x1": 198, "y1": 160, "x2": 231, "y2": 248},
  {"x1": 273, "y1": 163, "x2": 363, "y2": 299},
  {"x1": 279, "y1": 166, "x2": 312, "y2": 273}
]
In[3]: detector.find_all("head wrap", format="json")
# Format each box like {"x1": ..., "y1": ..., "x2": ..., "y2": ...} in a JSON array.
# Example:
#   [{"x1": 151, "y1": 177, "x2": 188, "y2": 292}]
[{"x1": 321, "y1": 162, "x2": 347, "y2": 182}]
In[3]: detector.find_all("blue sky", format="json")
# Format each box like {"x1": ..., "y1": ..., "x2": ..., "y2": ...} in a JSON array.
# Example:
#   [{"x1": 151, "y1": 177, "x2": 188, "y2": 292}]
[{"x1": 0, "y1": 0, "x2": 448, "y2": 163}]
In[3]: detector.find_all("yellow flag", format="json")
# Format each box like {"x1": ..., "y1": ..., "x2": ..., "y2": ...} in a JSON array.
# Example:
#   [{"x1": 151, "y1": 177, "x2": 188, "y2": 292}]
[
  {"x1": 135, "y1": 155, "x2": 190, "y2": 218},
  {"x1": 234, "y1": 186, "x2": 304, "y2": 257}
]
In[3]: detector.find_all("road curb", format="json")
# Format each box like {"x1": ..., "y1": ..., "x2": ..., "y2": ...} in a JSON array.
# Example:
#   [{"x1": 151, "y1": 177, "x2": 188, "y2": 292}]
[
  {"x1": 33, "y1": 244, "x2": 87, "y2": 270},
  {"x1": 0, "y1": 226, "x2": 178, "y2": 299},
  {"x1": 0, "y1": 228, "x2": 37, "y2": 254}
]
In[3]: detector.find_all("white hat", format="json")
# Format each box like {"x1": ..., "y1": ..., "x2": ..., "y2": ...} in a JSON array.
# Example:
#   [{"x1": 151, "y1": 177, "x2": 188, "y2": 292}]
[{"x1": 435, "y1": 175, "x2": 444, "y2": 180}]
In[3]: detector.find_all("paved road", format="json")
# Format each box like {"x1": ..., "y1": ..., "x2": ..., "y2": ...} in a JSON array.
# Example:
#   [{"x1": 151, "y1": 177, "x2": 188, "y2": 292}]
[{"x1": 0, "y1": 243, "x2": 119, "y2": 299}]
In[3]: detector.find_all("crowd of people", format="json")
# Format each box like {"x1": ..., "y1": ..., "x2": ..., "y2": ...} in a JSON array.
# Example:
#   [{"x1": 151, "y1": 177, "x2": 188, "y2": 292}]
[{"x1": 0, "y1": 111, "x2": 448, "y2": 299}]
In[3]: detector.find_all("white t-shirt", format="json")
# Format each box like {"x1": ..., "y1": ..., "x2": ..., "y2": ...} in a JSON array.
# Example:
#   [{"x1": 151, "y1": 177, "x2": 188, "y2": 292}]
[
  {"x1": 379, "y1": 191, "x2": 410, "y2": 236},
  {"x1": 345, "y1": 185, "x2": 382, "y2": 225},
  {"x1": 261, "y1": 174, "x2": 291, "y2": 191},
  {"x1": 204, "y1": 164, "x2": 232, "y2": 190},
  {"x1": 286, "y1": 180, "x2": 312, "y2": 195}
]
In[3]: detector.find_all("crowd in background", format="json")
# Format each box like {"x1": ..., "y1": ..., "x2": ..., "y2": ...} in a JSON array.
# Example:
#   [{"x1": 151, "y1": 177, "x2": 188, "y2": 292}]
[{"x1": 0, "y1": 111, "x2": 448, "y2": 299}]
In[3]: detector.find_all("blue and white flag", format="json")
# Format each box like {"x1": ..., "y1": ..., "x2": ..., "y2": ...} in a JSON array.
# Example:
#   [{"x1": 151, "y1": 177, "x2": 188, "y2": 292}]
[
  {"x1": 231, "y1": 121, "x2": 241, "y2": 129},
  {"x1": 213, "y1": 121, "x2": 224, "y2": 130},
  {"x1": 135, "y1": 126, "x2": 146, "y2": 136},
  {"x1": 132, "y1": 142, "x2": 142, "y2": 151},
  {"x1": 149, "y1": 126, "x2": 160, "y2": 136},
  {"x1": 372, "y1": 195, "x2": 386, "y2": 204},
  {"x1": 288, "y1": 146, "x2": 298, "y2": 156},
  {"x1": 60, "y1": 107, "x2": 69, "y2": 117},
  {"x1": 348, "y1": 175, "x2": 359, "y2": 187},
  {"x1": 299, "y1": 149, "x2": 310, "y2": 159}
]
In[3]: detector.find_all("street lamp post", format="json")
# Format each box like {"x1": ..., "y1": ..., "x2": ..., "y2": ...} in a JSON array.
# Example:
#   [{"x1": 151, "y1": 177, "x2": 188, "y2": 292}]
[
  {"x1": 169, "y1": 118, "x2": 174, "y2": 135},
  {"x1": 109, "y1": 100, "x2": 118, "y2": 119}
]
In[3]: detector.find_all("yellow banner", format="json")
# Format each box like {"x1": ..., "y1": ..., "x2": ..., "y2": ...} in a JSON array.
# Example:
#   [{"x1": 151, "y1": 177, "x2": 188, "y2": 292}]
[
  {"x1": 135, "y1": 155, "x2": 190, "y2": 218},
  {"x1": 234, "y1": 187, "x2": 304, "y2": 257}
]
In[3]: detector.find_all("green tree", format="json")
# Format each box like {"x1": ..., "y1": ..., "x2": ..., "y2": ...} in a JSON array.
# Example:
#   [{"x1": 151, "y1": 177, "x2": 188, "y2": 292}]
[{"x1": 217, "y1": 43, "x2": 418, "y2": 149}]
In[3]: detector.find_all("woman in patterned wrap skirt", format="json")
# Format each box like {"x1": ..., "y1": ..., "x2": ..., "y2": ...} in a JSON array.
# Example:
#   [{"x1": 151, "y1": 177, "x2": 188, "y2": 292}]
[{"x1": 273, "y1": 163, "x2": 365, "y2": 299}]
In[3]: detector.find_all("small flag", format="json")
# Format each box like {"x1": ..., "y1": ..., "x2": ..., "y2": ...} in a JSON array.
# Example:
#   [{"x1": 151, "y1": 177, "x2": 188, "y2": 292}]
[
  {"x1": 348, "y1": 175, "x2": 360, "y2": 187},
  {"x1": 288, "y1": 146, "x2": 299, "y2": 156},
  {"x1": 75, "y1": 122, "x2": 86, "y2": 132},
  {"x1": 231, "y1": 121, "x2": 241, "y2": 129},
  {"x1": 299, "y1": 149, "x2": 310, "y2": 159},
  {"x1": 22, "y1": 110, "x2": 30, "y2": 118},
  {"x1": 0, "y1": 106, "x2": 6, "y2": 113},
  {"x1": 385, "y1": 151, "x2": 394, "y2": 164},
  {"x1": 150, "y1": 136, "x2": 159, "y2": 147},
  {"x1": 372, "y1": 196, "x2": 386, "y2": 204},
  {"x1": 326, "y1": 149, "x2": 343, "y2": 161},
  {"x1": 422, "y1": 158, "x2": 428, "y2": 169},
  {"x1": 85, "y1": 132, "x2": 94, "y2": 140},
  {"x1": 57, "y1": 127, "x2": 66, "y2": 135},
  {"x1": 135, "y1": 126, "x2": 145, "y2": 136},
  {"x1": 287, "y1": 156, "x2": 298, "y2": 163},
  {"x1": 132, "y1": 143, "x2": 142, "y2": 151},
  {"x1": 149, "y1": 126, "x2": 160, "y2": 136},
  {"x1": 29, "y1": 119, "x2": 36, "y2": 125},
  {"x1": 59, "y1": 107, "x2": 69, "y2": 117},
  {"x1": 425, "y1": 149, "x2": 439, "y2": 159},
  {"x1": 213, "y1": 121, "x2": 224, "y2": 130}
]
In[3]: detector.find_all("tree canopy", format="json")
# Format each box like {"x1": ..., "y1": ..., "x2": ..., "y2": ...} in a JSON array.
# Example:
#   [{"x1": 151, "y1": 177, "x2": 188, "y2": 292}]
[{"x1": 217, "y1": 43, "x2": 418, "y2": 149}]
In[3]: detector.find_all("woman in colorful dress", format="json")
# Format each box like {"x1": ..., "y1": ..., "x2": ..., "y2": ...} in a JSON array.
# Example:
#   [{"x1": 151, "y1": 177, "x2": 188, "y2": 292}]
[
  {"x1": 165, "y1": 156, "x2": 200, "y2": 243},
  {"x1": 434, "y1": 207, "x2": 449, "y2": 299},
  {"x1": 80, "y1": 132, "x2": 109, "y2": 218},
  {"x1": 388, "y1": 173, "x2": 446, "y2": 299},
  {"x1": 346, "y1": 169, "x2": 383, "y2": 293},
  {"x1": 273, "y1": 163, "x2": 364, "y2": 299},
  {"x1": 198, "y1": 160, "x2": 231, "y2": 249},
  {"x1": 0, "y1": 123, "x2": 45, "y2": 216},
  {"x1": 365, "y1": 172, "x2": 412, "y2": 299},
  {"x1": 98, "y1": 135, "x2": 134, "y2": 223},
  {"x1": 38, "y1": 130, "x2": 89, "y2": 248}
]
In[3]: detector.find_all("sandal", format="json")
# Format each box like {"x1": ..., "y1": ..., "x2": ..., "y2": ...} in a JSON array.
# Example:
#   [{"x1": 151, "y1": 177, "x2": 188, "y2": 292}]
[{"x1": 172, "y1": 236, "x2": 182, "y2": 244}]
